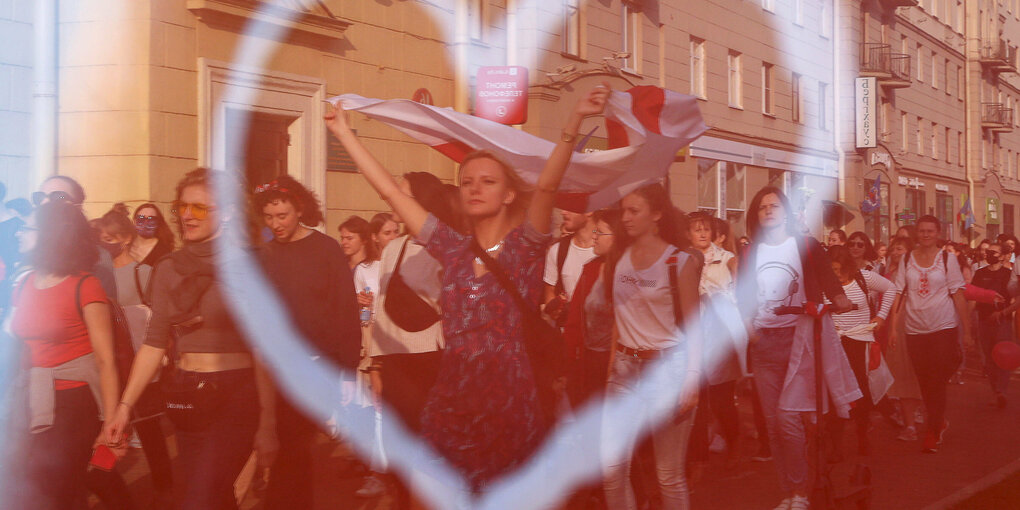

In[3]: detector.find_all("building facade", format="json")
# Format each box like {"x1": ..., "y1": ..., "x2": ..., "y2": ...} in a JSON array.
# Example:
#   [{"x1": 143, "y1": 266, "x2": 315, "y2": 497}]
[{"x1": 4, "y1": 0, "x2": 1019, "y2": 244}]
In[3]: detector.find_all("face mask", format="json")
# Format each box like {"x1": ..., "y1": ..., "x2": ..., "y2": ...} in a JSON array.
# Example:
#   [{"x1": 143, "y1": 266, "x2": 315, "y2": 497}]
[
  {"x1": 136, "y1": 224, "x2": 157, "y2": 239},
  {"x1": 987, "y1": 253, "x2": 1001, "y2": 265},
  {"x1": 100, "y1": 241, "x2": 123, "y2": 257}
]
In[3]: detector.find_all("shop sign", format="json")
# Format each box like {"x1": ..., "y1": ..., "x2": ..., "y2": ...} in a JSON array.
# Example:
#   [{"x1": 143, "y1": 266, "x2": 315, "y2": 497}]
[
  {"x1": 855, "y1": 77, "x2": 877, "y2": 148},
  {"x1": 869, "y1": 150, "x2": 892, "y2": 170},
  {"x1": 897, "y1": 176, "x2": 924, "y2": 188},
  {"x1": 897, "y1": 210, "x2": 916, "y2": 223},
  {"x1": 987, "y1": 198, "x2": 1001, "y2": 225},
  {"x1": 935, "y1": 184, "x2": 949, "y2": 193},
  {"x1": 475, "y1": 66, "x2": 528, "y2": 125}
]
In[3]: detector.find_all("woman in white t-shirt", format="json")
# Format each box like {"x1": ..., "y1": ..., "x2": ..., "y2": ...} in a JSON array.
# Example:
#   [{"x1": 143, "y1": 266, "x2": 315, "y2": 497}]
[
  {"x1": 826, "y1": 245, "x2": 899, "y2": 458},
  {"x1": 736, "y1": 186, "x2": 857, "y2": 510},
  {"x1": 892, "y1": 215, "x2": 970, "y2": 453},
  {"x1": 602, "y1": 183, "x2": 701, "y2": 510}
]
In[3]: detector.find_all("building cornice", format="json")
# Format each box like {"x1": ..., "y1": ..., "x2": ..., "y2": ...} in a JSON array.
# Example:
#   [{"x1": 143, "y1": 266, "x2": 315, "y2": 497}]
[{"x1": 187, "y1": 0, "x2": 351, "y2": 44}]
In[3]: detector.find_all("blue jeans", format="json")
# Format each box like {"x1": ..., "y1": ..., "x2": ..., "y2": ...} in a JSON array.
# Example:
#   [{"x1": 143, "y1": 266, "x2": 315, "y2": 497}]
[
  {"x1": 752, "y1": 327, "x2": 809, "y2": 493},
  {"x1": 978, "y1": 318, "x2": 1013, "y2": 395},
  {"x1": 174, "y1": 368, "x2": 259, "y2": 510},
  {"x1": 603, "y1": 353, "x2": 696, "y2": 510}
]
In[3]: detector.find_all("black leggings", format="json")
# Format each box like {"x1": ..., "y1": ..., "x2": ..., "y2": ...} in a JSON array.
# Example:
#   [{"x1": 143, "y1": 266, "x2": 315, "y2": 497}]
[
  {"x1": 906, "y1": 328, "x2": 960, "y2": 434},
  {"x1": 24, "y1": 386, "x2": 101, "y2": 510},
  {"x1": 689, "y1": 380, "x2": 740, "y2": 462}
]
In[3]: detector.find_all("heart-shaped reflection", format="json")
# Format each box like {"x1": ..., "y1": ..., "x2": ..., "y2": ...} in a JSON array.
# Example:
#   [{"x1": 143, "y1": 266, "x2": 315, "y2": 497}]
[{"x1": 211, "y1": 3, "x2": 740, "y2": 509}]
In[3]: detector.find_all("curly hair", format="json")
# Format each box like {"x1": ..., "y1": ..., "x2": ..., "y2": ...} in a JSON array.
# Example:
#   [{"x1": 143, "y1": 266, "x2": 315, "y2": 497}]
[
  {"x1": 31, "y1": 200, "x2": 99, "y2": 275},
  {"x1": 252, "y1": 174, "x2": 324, "y2": 227}
]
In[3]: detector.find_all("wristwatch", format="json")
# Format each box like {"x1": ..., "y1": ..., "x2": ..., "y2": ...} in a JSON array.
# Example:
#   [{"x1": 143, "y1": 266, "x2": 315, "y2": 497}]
[{"x1": 560, "y1": 130, "x2": 577, "y2": 144}]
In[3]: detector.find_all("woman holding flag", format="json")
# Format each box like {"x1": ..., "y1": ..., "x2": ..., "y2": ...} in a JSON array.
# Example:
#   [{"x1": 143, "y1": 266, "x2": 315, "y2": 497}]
[{"x1": 325, "y1": 84, "x2": 609, "y2": 490}]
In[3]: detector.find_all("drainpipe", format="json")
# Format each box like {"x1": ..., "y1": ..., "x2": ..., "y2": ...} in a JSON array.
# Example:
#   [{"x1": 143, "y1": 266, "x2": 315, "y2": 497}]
[
  {"x1": 506, "y1": 0, "x2": 517, "y2": 67},
  {"x1": 454, "y1": 0, "x2": 469, "y2": 114},
  {"x1": 32, "y1": 0, "x2": 58, "y2": 188},
  {"x1": 964, "y1": 0, "x2": 977, "y2": 246},
  {"x1": 834, "y1": 0, "x2": 846, "y2": 206}
]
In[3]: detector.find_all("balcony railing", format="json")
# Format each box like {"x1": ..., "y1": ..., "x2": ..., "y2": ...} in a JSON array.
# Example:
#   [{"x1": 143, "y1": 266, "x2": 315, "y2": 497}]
[
  {"x1": 982, "y1": 103, "x2": 1014, "y2": 132},
  {"x1": 879, "y1": 0, "x2": 918, "y2": 8},
  {"x1": 860, "y1": 43, "x2": 912, "y2": 88},
  {"x1": 980, "y1": 39, "x2": 1018, "y2": 73}
]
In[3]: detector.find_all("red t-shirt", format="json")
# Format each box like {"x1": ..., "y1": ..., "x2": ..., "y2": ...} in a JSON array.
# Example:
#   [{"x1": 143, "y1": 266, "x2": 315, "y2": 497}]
[{"x1": 11, "y1": 273, "x2": 108, "y2": 390}]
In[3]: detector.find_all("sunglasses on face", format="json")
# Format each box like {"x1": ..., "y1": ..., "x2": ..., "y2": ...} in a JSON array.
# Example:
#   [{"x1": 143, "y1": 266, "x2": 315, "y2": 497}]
[
  {"x1": 135, "y1": 215, "x2": 158, "y2": 225},
  {"x1": 31, "y1": 191, "x2": 78, "y2": 206},
  {"x1": 171, "y1": 201, "x2": 215, "y2": 220},
  {"x1": 847, "y1": 241, "x2": 866, "y2": 248}
]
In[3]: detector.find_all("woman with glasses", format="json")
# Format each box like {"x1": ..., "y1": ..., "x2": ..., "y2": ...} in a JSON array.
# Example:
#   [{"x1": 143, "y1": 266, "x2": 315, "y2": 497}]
[
  {"x1": 105, "y1": 168, "x2": 279, "y2": 508},
  {"x1": 129, "y1": 203, "x2": 175, "y2": 269},
  {"x1": 846, "y1": 231, "x2": 882, "y2": 275}
]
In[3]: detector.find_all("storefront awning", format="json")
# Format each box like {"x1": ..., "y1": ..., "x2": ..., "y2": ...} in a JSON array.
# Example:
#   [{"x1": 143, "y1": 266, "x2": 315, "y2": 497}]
[{"x1": 823, "y1": 200, "x2": 857, "y2": 227}]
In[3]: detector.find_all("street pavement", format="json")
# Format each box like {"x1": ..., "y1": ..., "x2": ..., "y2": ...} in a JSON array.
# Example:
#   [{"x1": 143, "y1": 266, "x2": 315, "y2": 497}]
[{"x1": 102, "y1": 359, "x2": 1020, "y2": 510}]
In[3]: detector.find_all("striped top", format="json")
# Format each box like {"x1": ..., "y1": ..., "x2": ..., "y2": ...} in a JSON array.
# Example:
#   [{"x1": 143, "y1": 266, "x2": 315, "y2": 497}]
[{"x1": 831, "y1": 269, "x2": 899, "y2": 342}]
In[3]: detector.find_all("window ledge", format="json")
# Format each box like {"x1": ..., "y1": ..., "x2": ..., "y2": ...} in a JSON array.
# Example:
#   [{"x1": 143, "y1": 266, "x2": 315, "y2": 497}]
[
  {"x1": 763, "y1": 112, "x2": 777, "y2": 118},
  {"x1": 560, "y1": 52, "x2": 587, "y2": 63},
  {"x1": 729, "y1": 104, "x2": 744, "y2": 110},
  {"x1": 620, "y1": 68, "x2": 642, "y2": 78}
]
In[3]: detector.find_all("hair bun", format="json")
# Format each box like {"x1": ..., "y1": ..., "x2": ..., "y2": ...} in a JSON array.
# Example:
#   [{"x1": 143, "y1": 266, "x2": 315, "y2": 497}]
[{"x1": 111, "y1": 202, "x2": 130, "y2": 217}]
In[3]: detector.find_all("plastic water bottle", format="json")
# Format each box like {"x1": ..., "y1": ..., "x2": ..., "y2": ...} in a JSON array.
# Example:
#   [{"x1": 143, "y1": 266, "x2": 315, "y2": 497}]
[{"x1": 360, "y1": 286, "x2": 372, "y2": 327}]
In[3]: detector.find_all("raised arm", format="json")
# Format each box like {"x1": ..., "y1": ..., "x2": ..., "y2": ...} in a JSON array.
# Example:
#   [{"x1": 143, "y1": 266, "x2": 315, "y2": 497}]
[
  {"x1": 325, "y1": 105, "x2": 429, "y2": 237},
  {"x1": 529, "y1": 85, "x2": 610, "y2": 234}
]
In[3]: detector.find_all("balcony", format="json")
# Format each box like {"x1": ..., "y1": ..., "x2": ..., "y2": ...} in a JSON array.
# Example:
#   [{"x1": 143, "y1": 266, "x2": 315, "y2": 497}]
[
  {"x1": 982, "y1": 103, "x2": 1014, "y2": 132},
  {"x1": 878, "y1": 0, "x2": 918, "y2": 8},
  {"x1": 980, "y1": 40, "x2": 1019, "y2": 73},
  {"x1": 859, "y1": 43, "x2": 912, "y2": 88}
]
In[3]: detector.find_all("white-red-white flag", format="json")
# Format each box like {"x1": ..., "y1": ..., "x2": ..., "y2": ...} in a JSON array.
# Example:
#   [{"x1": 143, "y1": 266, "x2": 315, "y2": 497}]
[{"x1": 329, "y1": 86, "x2": 707, "y2": 212}]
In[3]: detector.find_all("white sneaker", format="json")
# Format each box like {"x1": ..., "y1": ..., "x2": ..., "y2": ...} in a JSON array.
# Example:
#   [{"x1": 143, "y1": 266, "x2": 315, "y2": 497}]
[
  {"x1": 355, "y1": 474, "x2": 386, "y2": 498},
  {"x1": 790, "y1": 495, "x2": 810, "y2": 509},
  {"x1": 772, "y1": 498, "x2": 792, "y2": 510},
  {"x1": 708, "y1": 434, "x2": 727, "y2": 453},
  {"x1": 129, "y1": 431, "x2": 142, "y2": 449}
]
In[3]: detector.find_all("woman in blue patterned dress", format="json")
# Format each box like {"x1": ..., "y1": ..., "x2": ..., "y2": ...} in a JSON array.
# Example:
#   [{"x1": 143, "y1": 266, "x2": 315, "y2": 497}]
[{"x1": 326, "y1": 86, "x2": 610, "y2": 490}]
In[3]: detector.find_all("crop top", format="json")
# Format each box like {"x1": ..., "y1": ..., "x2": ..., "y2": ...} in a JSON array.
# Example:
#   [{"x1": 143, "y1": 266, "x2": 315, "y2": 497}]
[{"x1": 143, "y1": 240, "x2": 249, "y2": 354}]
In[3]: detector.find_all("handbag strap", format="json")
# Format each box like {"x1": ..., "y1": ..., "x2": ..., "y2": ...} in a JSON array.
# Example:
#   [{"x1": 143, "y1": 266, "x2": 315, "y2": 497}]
[
  {"x1": 665, "y1": 248, "x2": 684, "y2": 329},
  {"x1": 393, "y1": 237, "x2": 410, "y2": 274},
  {"x1": 469, "y1": 240, "x2": 543, "y2": 321}
]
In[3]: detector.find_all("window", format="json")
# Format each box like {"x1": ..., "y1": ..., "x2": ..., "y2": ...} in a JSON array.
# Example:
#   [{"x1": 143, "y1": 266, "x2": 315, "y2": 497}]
[
  {"x1": 821, "y1": 1, "x2": 831, "y2": 38},
  {"x1": 931, "y1": 121, "x2": 938, "y2": 159},
  {"x1": 1005, "y1": 203, "x2": 1016, "y2": 236},
  {"x1": 945, "y1": 59, "x2": 951, "y2": 94},
  {"x1": 905, "y1": 188, "x2": 926, "y2": 225},
  {"x1": 762, "y1": 0, "x2": 775, "y2": 13},
  {"x1": 901, "y1": 35, "x2": 909, "y2": 56},
  {"x1": 958, "y1": 131, "x2": 964, "y2": 166},
  {"x1": 819, "y1": 82, "x2": 828, "y2": 130},
  {"x1": 916, "y1": 116, "x2": 924, "y2": 154},
  {"x1": 936, "y1": 193, "x2": 954, "y2": 240},
  {"x1": 917, "y1": 44, "x2": 924, "y2": 82},
  {"x1": 690, "y1": 37, "x2": 706, "y2": 99},
  {"x1": 728, "y1": 51, "x2": 743, "y2": 108},
  {"x1": 945, "y1": 126, "x2": 951, "y2": 162},
  {"x1": 1010, "y1": 150, "x2": 1014, "y2": 178},
  {"x1": 931, "y1": 53, "x2": 938, "y2": 89},
  {"x1": 467, "y1": 0, "x2": 484, "y2": 41},
  {"x1": 563, "y1": 0, "x2": 581, "y2": 56},
  {"x1": 794, "y1": 0, "x2": 804, "y2": 25},
  {"x1": 697, "y1": 158, "x2": 720, "y2": 215},
  {"x1": 792, "y1": 73, "x2": 802, "y2": 123},
  {"x1": 881, "y1": 99, "x2": 890, "y2": 139},
  {"x1": 726, "y1": 164, "x2": 747, "y2": 230},
  {"x1": 762, "y1": 63, "x2": 775, "y2": 115},
  {"x1": 957, "y1": 65, "x2": 964, "y2": 100},
  {"x1": 621, "y1": 5, "x2": 641, "y2": 72},
  {"x1": 901, "y1": 112, "x2": 909, "y2": 151}
]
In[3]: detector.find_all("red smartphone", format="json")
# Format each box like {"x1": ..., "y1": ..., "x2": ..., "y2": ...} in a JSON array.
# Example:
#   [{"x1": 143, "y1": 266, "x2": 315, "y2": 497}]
[{"x1": 89, "y1": 445, "x2": 117, "y2": 471}]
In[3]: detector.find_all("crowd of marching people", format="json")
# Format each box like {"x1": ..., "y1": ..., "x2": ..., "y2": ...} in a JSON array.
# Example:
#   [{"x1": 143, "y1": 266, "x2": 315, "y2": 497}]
[{"x1": 1, "y1": 84, "x2": 1019, "y2": 510}]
